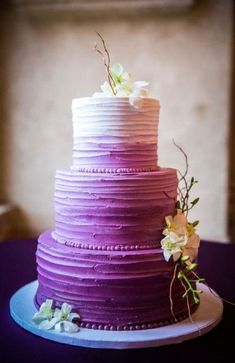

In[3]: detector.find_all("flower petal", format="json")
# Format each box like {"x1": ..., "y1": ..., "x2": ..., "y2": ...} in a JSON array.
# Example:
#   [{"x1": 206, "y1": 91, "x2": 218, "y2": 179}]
[
  {"x1": 169, "y1": 231, "x2": 180, "y2": 244},
  {"x1": 160, "y1": 235, "x2": 170, "y2": 247},
  {"x1": 101, "y1": 81, "x2": 113, "y2": 96},
  {"x1": 39, "y1": 317, "x2": 60, "y2": 330},
  {"x1": 183, "y1": 247, "x2": 198, "y2": 262},
  {"x1": 68, "y1": 313, "x2": 80, "y2": 322},
  {"x1": 39, "y1": 299, "x2": 53, "y2": 312},
  {"x1": 32, "y1": 301, "x2": 54, "y2": 322},
  {"x1": 54, "y1": 321, "x2": 63, "y2": 332},
  {"x1": 129, "y1": 95, "x2": 144, "y2": 108},
  {"x1": 133, "y1": 81, "x2": 149, "y2": 88},
  {"x1": 54, "y1": 308, "x2": 62, "y2": 319},
  {"x1": 121, "y1": 72, "x2": 131, "y2": 81},
  {"x1": 63, "y1": 321, "x2": 80, "y2": 333},
  {"x1": 61, "y1": 303, "x2": 72, "y2": 316},
  {"x1": 163, "y1": 249, "x2": 172, "y2": 262},
  {"x1": 116, "y1": 82, "x2": 132, "y2": 95},
  {"x1": 111, "y1": 63, "x2": 123, "y2": 77},
  {"x1": 32, "y1": 312, "x2": 47, "y2": 323},
  {"x1": 162, "y1": 228, "x2": 170, "y2": 236},
  {"x1": 172, "y1": 250, "x2": 182, "y2": 262},
  {"x1": 138, "y1": 89, "x2": 149, "y2": 97},
  {"x1": 165, "y1": 215, "x2": 173, "y2": 227},
  {"x1": 187, "y1": 233, "x2": 200, "y2": 248}
]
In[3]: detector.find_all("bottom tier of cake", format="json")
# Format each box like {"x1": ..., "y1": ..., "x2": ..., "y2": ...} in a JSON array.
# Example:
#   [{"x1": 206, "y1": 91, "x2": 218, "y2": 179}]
[{"x1": 35, "y1": 231, "x2": 198, "y2": 330}]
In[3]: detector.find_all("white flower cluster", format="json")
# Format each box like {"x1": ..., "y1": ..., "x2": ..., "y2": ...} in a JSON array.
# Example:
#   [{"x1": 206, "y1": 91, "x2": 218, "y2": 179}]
[
  {"x1": 32, "y1": 299, "x2": 80, "y2": 333},
  {"x1": 93, "y1": 63, "x2": 150, "y2": 108},
  {"x1": 160, "y1": 209, "x2": 200, "y2": 263}
]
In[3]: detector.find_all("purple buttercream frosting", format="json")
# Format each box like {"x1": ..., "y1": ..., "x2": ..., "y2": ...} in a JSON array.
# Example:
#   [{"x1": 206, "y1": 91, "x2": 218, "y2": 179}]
[
  {"x1": 52, "y1": 167, "x2": 177, "y2": 249},
  {"x1": 35, "y1": 231, "x2": 197, "y2": 330},
  {"x1": 34, "y1": 96, "x2": 199, "y2": 330}
]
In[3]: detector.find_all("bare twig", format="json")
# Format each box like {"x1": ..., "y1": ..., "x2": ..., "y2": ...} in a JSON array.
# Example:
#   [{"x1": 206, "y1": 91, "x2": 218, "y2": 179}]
[
  {"x1": 179, "y1": 278, "x2": 194, "y2": 324},
  {"x1": 96, "y1": 31, "x2": 111, "y2": 68},
  {"x1": 94, "y1": 32, "x2": 116, "y2": 95},
  {"x1": 191, "y1": 270, "x2": 235, "y2": 307},
  {"x1": 172, "y1": 140, "x2": 199, "y2": 216},
  {"x1": 173, "y1": 139, "x2": 189, "y2": 181},
  {"x1": 169, "y1": 263, "x2": 178, "y2": 322}
]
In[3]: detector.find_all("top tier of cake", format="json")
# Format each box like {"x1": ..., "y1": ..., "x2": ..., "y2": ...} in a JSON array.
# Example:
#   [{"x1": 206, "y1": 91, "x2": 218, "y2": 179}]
[{"x1": 72, "y1": 97, "x2": 160, "y2": 172}]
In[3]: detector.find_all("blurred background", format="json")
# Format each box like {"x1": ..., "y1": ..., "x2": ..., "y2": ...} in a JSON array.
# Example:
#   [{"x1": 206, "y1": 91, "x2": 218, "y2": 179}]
[{"x1": 0, "y1": 0, "x2": 234, "y2": 243}]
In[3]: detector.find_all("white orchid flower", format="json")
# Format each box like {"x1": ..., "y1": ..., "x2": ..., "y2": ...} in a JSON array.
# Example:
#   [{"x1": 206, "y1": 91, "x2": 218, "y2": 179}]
[
  {"x1": 161, "y1": 209, "x2": 200, "y2": 263},
  {"x1": 54, "y1": 320, "x2": 79, "y2": 333},
  {"x1": 110, "y1": 63, "x2": 131, "y2": 85},
  {"x1": 38, "y1": 316, "x2": 61, "y2": 330},
  {"x1": 33, "y1": 300, "x2": 80, "y2": 333},
  {"x1": 161, "y1": 231, "x2": 187, "y2": 262},
  {"x1": 93, "y1": 63, "x2": 151, "y2": 103},
  {"x1": 32, "y1": 299, "x2": 54, "y2": 323},
  {"x1": 163, "y1": 209, "x2": 188, "y2": 236},
  {"x1": 129, "y1": 81, "x2": 150, "y2": 108},
  {"x1": 53, "y1": 303, "x2": 80, "y2": 333},
  {"x1": 55, "y1": 302, "x2": 80, "y2": 322}
]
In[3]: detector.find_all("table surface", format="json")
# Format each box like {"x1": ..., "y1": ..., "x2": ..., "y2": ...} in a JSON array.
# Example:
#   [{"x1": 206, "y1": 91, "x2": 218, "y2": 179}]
[{"x1": 0, "y1": 238, "x2": 235, "y2": 363}]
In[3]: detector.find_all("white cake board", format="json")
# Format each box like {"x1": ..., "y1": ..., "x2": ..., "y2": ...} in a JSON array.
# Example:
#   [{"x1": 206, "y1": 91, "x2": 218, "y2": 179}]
[{"x1": 9, "y1": 281, "x2": 223, "y2": 349}]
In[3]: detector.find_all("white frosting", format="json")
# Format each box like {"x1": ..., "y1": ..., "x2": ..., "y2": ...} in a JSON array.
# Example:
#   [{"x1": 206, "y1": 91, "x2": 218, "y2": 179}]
[
  {"x1": 71, "y1": 96, "x2": 160, "y2": 168},
  {"x1": 72, "y1": 97, "x2": 159, "y2": 142}
]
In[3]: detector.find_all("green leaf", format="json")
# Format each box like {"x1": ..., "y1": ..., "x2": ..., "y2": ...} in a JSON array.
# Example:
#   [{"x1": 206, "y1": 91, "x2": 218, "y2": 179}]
[
  {"x1": 198, "y1": 278, "x2": 206, "y2": 283},
  {"x1": 190, "y1": 197, "x2": 200, "y2": 206},
  {"x1": 187, "y1": 263, "x2": 198, "y2": 271},
  {"x1": 192, "y1": 220, "x2": 200, "y2": 227},
  {"x1": 177, "y1": 271, "x2": 183, "y2": 279},
  {"x1": 191, "y1": 177, "x2": 194, "y2": 184},
  {"x1": 181, "y1": 255, "x2": 190, "y2": 262}
]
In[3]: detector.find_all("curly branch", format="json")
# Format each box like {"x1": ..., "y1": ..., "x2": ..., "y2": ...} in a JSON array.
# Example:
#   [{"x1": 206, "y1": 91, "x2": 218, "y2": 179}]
[
  {"x1": 94, "y1": 32, "x2": 116, "y2": 95},
  {"x1": 173, "y1": 139, "x2": 189, "y2": 181}
]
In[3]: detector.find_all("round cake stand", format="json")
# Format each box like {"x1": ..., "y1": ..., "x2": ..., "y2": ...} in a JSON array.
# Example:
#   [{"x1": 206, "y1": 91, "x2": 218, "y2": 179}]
[{"x1": 9, "y1": 281, "x2": 223, "y2": 350}]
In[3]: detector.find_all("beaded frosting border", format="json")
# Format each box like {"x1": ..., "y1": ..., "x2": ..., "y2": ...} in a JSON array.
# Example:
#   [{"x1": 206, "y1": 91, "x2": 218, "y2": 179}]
[
  {"x1": 51, "y1": 233, "x2": 159, "y2": 251},
  {"x1": 78, "y1": 304, "x2": 198, "y2": 331},
  {"x1": 64, "y1": 241, "x2": 159, "y2": 251},
  {"x1": 70, "y1": 166, "x2": 159, "y2": 173}
]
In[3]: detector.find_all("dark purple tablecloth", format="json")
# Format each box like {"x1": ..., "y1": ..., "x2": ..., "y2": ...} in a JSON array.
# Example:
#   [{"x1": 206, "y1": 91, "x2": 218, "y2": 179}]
[{"x1": 0, "y1": 238, "x2": 234, "y2": 363}]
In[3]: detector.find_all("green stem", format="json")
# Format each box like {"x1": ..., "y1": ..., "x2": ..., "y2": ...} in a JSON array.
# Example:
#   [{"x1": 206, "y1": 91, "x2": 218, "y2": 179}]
[{"x1": 178, "y1": 266, "x2": 201, "y2": 304}]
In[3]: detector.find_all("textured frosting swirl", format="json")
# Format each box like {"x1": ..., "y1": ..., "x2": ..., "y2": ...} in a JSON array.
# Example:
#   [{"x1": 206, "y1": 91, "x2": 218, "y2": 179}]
[
  {"x1": 52, "y1": 167, "x2": 178, "y2": 249},
  {"x1": 72, "y1": 97, "x2": 159, "y2": 169},
  {"x1": 35, "y1": 231, "x2": 197, "y2": 329}
]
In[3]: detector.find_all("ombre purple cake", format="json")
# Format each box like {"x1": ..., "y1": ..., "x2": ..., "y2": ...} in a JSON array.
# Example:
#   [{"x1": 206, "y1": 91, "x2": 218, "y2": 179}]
[{"x1": 35, "y1": 97, "x2": 197, "y2": 330}]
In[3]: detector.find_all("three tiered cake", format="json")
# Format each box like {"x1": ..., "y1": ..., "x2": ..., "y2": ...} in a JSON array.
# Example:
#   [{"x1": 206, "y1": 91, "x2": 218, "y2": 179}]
[{"x1": 34, "y1": 95, "x2": 198, "y2": 331}]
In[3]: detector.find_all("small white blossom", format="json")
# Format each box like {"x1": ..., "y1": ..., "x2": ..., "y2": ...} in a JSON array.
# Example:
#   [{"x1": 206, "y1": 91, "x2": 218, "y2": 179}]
[
  {"x1": 160, "y1": 209, "x2": 200, "y2": 263},
  {"x1": 93, "y1": 63, "x2": 151, "y2": 107},
  {"x1": 100, "y1": 81, "x2": 114, "y2": 96},
  {"x1": 161, "y1": 231, "x2": 187, "y2": 262},
  {"x1": 33, "y1": 300, "x2": 80, "y2": 333},
  {"x1": 32, "y1": 299, "x2": 54, "y2": 323}
]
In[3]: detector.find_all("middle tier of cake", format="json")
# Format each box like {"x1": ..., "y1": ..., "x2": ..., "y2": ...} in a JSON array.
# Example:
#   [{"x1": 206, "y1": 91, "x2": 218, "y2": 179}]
[{"x1": 52, "y1": 168, "x2": 178, "y2": 250}]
